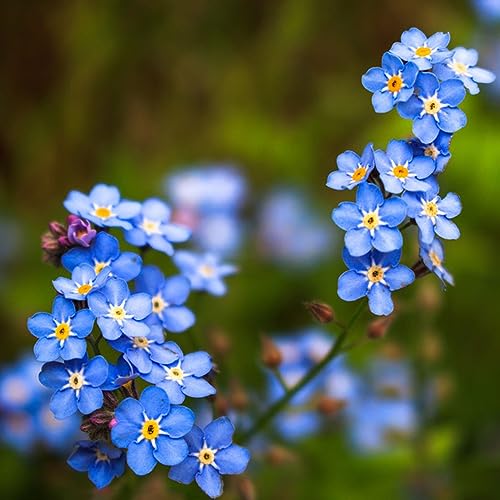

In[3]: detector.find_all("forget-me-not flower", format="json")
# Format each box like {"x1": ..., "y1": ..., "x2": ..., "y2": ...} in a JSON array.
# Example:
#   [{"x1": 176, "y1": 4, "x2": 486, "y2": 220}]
[
  {"x1": 338, "y1": 248, "x2": 415, "y2": 316},
  {"x1": 332, "y1": 183, "x2": 407, "y2": 257},
  {"x1": 409, "y1": 132, "x2": 452, "y2": 174},
  {"x1": 420, "y1": 238, "x2": 454, "y2": 286},
  {"x1": 111, "y1": 386, "x2": 194, "y2": 475},
  {"x1": 326, "y1": 143, "x2": 375, "y2": 190},
  {"x1": 53, "y1": 263, "x2": 110, "y2": 301},
  {"x1": 27, "y1": 296, "x2": 95, "y2": 362}
]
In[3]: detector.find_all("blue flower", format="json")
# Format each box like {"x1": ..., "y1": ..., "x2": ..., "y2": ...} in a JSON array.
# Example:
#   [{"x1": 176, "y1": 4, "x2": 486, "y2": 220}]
[
  {"x1": 326, "y1": 143, "x2": 375, "y2": 190},
  {"x1": 409, "y1": 132, "x2": 452, "y2": 174},
  {"x1": 143, "y1": 342, "x2": 215, "y2": 404},
  {"x1": 390, "y1": 27, "x2": 452, "y2": 70},
  {"x1": 434, "y1": 47, "x2": 496, "y2": 95},
  {"x1": 53, "y1": 263, "x2": 110, "y2": 301},
  {"x1": 361, "y1": 52, "x2": 419, "y2": 113},
  {"x1": 111, "y1": 386, "x2": 194, "y2": 475},
  {"x1": 39, "y1": 356, "x2": 109, "y2": 419},
  {"x1": 402, "y1": 187, "x2": 462, "y2": 245},
  {"x1": 332, "y1": 183, "x2": 407, "y2": 257},
  {"x1": 169, "y1": 417, "x2": 250, "y2": 499},
  {"x1": 64, "y1": 184, "x2": 141, "y2": 230},
  {"x1": 109, "y1": 326, "x2": 180, "y2": 375},
  {"x1": 67, "y1": 440, "x2": 126, "y2": 489},
  {"x1": 173, "y1": 251, "x2": 237, "y2": 296},
  {"x1": 338, "y1": 248, "x2": 415, "y2": 316},
  {"x1": 374, "y1": 140, "x2": 435, "y2": 194},
  {"x1": 420, "y1": 238, "x2": 454, "y2": 286},
  {"x1": 88, "y1": 277, "x2": 152, "y2": 340},
  {"x1": 124, "y1": 198, "x2": 191, "y2": 256},
  {"x1": 27, "y1": 296, "x2": 95, "y2": 362},
  {"x1": 37, "y1": 403, "x2": 82, "y2": 452},
  {"x1": 397, "y1": 72, "x2": 466, "y2": 144},
  {"x1": 101, "y1": 355, "x2": 137, "y2": 391},
  {"x1": 62, "y1": 232, "x2": 142, "y2": 282},
  {"x1": 135, "y1": 265, "x2": 195, "y2": 333}
]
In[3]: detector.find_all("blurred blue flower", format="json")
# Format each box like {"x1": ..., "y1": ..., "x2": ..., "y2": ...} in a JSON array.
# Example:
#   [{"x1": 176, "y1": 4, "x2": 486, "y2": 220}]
[
  {"x1": 39, "y1": 355, "x2": 109, "y2": 419},
  {"x1": 125, "y1": 198, "x2": 191, "y2": 256},
  {"x1": 326, "y1": 143, "x2": 375, "y2": 190},
  {"x1": 374, "y1": 140, "x2": 435, "y2": 194},
  {"x1": 53, "y1": 263, "x2": 110, "y2": 301},
  {"x1": 111, "y1": 386, "x2": 194, "y2": 475},
  {"x1": 62, "y1": 232, "x2": 142, "y2": 282},
  {"x1": 338, "y1": 248, "x2": 415, "y2": 316},
  {"x1": 362, "y1": 52, "x2": 418, "y2": 112},
  {"x1": 434, "y1": 47, "x2": 496, "y2": 95},
  {"x1": 64, "y1": 184, "x2": 141, "y2": 230},
  {"x1": 68, "y1": 440, "x2": 126, "y2": 489},
  {"x1": 88, "y1": 277, "x2": 152, "y2": 340},
  {"x1": 37, "y1": 403, "x2": 82, "y2": 451},
  {"x1": 143, "y1": 342, "x2": 215, "y2": 404},
  {"x1": 173, "y1": 251, "x2": 237, "y2": 296},
  {"x1": 332, "y1": 183, "x2": 407, "y2": 257},
  {"x1": 169, "y1": 417, "x2": 250, "y2": 499},
  {"x1": 420, "y1": 238, "x2": 454, "y2": 286},
  {"x1": 135, "y1": 265, "x2": 195, "y2": 333},
  {"x1": 390, "y1": 28, "x2": 452, "y2": 70},
  {"x1": 397, "y1": 73, "x2": 466, "y2": 144},
  {"x1": 27, "y1": 296, "x2": 95, "y2": 362},
  {"x1": 402, "y1": 187, "x2": 462, "y2": 245},
  {"x1": 409, "y1": 132, "x2": 452, "y2": 174},
  {"x1": 473, "y1": 0, "x2": 500, "y2": 23}
]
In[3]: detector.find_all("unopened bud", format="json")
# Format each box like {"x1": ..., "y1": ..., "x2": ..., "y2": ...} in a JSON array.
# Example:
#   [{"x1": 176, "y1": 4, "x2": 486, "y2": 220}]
[
  {"x1": 367, "y1": 315, "x2": 394, "y2": 339},
  {"x1": 416, "y1": 280, "x2": 442, "y2": 312},
  {"x1": 208, "y1": 328, "x2": 232, "y2": 358},
  {"x1": 214, "y1": 393, "x2": 229, "y2": 416},
  {"x1": 260, "y1": 335, "x2": 282, "y2": 369},
  {"x1": 304, "y1": 300, "x2": 334, "y2": 324},
  {"x1": 229, "y1": 380, "x2": 249, "y2": 411},
  {"x1": 316, "y1": 396, "x2": 346, "y2": 415},
  {"x1": 265, "y1": 445, "x2": 298, "y2": 465},
  {"x1": 235, "y1": 476, "x2": 256, "y2": 500}
]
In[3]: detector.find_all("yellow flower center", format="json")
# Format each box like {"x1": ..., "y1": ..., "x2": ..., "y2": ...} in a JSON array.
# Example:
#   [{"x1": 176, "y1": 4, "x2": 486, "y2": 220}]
[
  {"x1": 387, "y1": 75, "x2": 403, "y2": 93},
  {"x1": 424, "y1": 201, "x2": 439, "y2": 217},
  {"x1": 109, "y1": 305, "x2": 126, "y2": 320},
  {"x1": 95, "y1": 450, "x2": 109, "y2": 462},
  {"x1": 141, "y1": 420, "x2": 160, "y2": 440},
  {"x1": 424, "y1": 145, "x2": 439, "y2": 160},
  {"x1": 424, "y1": 97, "x2": 441, "y2": 115},
  {"x1": 133, "y1": 336, "x2": 149, "y2": 349},
  {"x1": 367, "y1": 265, "x2": 384, "y2": 283},
  {"x1": 415, "y1": 46, "x2": 432, "y2": 57},
  {"x1": 94, "y1": 262, "x2": 108, "y2": 274},
  {"x1": 362, "y1": 211, "x2": 379, "y2": 230},
  {"x1": 55, "y1": 322, "x2": 71, "y2": 341},
  {"x1": 392, "y1": 165, "x2": 409, "y2": 178},
  {"x1": 152, "y1": 295, "x2": 166, "y2": 314},
  {"x1": 351, "y1": 166, "x2": 367, "y2": 182},
  {"x1": 450, "y1": 61, "x2": 469, "y2": 76},
  {"x1": 93, "y1": 206, "x2": 113, "y2": 219},
  {"x1": 199, "y1": 264, "x2": 216, "y2": 278},
  {"x1": 141, "y1": 218, "x2": 161, "y2": 235},
  {"x1": 198, "y1": 447, "x2": 215, "y2": 465},
  {"x1": 77, "y1": 284, "x2": 93, "y2": 295},
  {"x1": 69, "y1": 373, "x2": 84, "y2": 390},
  {"x1": 429, "y1": 250, "x2": 442, "y2": 267},
  {"x1": 168, "y1": 367, "x2": 184, "y2": 382}
]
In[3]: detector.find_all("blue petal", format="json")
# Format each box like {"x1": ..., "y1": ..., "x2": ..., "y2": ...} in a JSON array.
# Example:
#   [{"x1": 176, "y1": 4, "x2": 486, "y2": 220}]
[
  {"x1": 185, "y1": 426, "x2": 205, "y2": 451},
  {"x1": 140, "y1": 386, "x2": 171, "y2": 418},
  {"x1": 374, "y1": 150, "x2": 392, "y2": 175},
  {"x1": 85, "y1": 355, "x2": 109, "y2": 386},
  {"x1": 437, "y1": 108, "x2": 467, "y2": 134},
  {"x1": 380, "y1": 174, "x2": 403, "y2": 194},
  {"x1": 125, "y1": 227, "x2": 148, "y2": 247},
  {"x1": 34, "y1": 337, "x2": 61, "y2": 362},
  {"x1": 90, "y1": 184, "x2": 120, "y2": 206},
  {"x1": 161, "y1": 224, "x2": 191, "y2": 242},
  {"x1": 416, "y1": 72, "x2": 440, "y2": 97},
  {"x1": 77, "y1": 386, "x2": 103, "y2": 415},
  {"x1": 401, "y1": 27, "x2": 427, "y2": 47},
  {"x1": 126, "y1": 440, "x2": 157, "y2": 476},
  {"x1": 163, "y1": 276, "x2": 191, "y2": 305},
  {"x1": 87, "y1": 292, "x2": 109, "y2": 317},
  {"x1": 386, "y1": 140, "x2": 412, "y2": 165},
  {"x1": 337, "y1": 271, "x2": 368, "y2": 301},
  {"x1": 410, "y1": 156, "x2": 435, "y2": 179},
  {"x1": 168, "y1": 456, "x2": 199, "y2": 484},
  {"x1": 375, "y1": 248, "x2": 402, "y2": 268},
  {"x1": 345, "y1": 228, "x2": 372, "y2": 257},
  {"x1": 39, "y1": 362, "x2": 68, "y2": 389},
  {"x1": 384, "y1": 266, "x2": 415, "y2": 291},
  {"x1": 154, "y1": 436, "x2": 189, "y2": 466},
  {"x1": 206, "y1": 279, "x2": 227, "y2": 296},
  {"x1": 413, "y1": 114, "x2": 439, "y2": 144},
  {"x1": 121, "y1": 319, "x2": 150, "y2": 338},
  {"x1": 126, "y1": 349, "x2": 152, "y2": 374},
  {"x1": 196, "y1": 465, "x2": 223, "y2": 498},
  {"x1": 148, "y1": 235, "x2": 174, "y2": 256},
  {"x1": 52, "y1": 277, "x2": 78, "y2": 299},
  {"x1": 88, "y1": 461, "x2": 114, "y2": 489},
  {"x1": 401, "y1": 192, "x2": 422, "y2": 218},
  {"x1": 401, "y1": 61, "x2": 419, "y2": 86},
  {"x1": 27, "y1": 313, "x2": 55, "y2": 338},
  {"x1": 97, "y1": 317, "x2": 123, "y2": 340},
  {"x1": 416, "y1": 216, "x2": 436, "y2": 245},
  {"x1": 135, "y1": 265, "x2": 164, "y2": 295},
  {"x1": 204, "y1": 417, "x2": 234, "y2": 450},
  {"x1": 435, "y1": 217, "x2": 460, "y2": 240},
  {"x1": 215, "y1": 444, "x2": 250, "y2": 475},
  {"x1": 103, "y1": 277, "x2": 129, "y2": 306},
  {"x1": 367, "y1": 284, "x2": 394, "y2": 316},
  {"x1": 361, "y1": 67, "x2": 387, "y2": 92},
  {"x1": 111, "y1": 398, "x2": 142, "y2": 447},
  {"x1": 182, "y1": 377, "x2": 216, "y2": 399},
  {"x1": 331, "y1": 202, "x2": 361, "y2": 230},
  {"x1": 126, "y1": 293, "x2": 152, "y2": 320},
  {"x1": 157, "y1": 380, "x2": 185, "y2": 404},
  {"x1": 111, "y1": 252, "x2": 142, "y2": 281},
  {"x1": 372, "y1": 90, "x2": 394, "y2": 113},
  {"x1": 182, "y1": 352, "x2": 212, "y2": 376},
  {"x1": 372, "y1": 226, "x2": 403, "y2": 253},
  {"x1": 379, "y1": 197, "x2": 407, "y2": 226},
  {"x1": 60, "y1": 338, "x2": 87, "y2": 360},
  {"x1": 150, "y1": 344, "x2": 180, "y2": 366},
  {"x1": 50, "y1": 389, "x2": 77, "y2": 419},
  {"x1": 336, "y1": 150, "x2": 360, "y2": 172},
  {"x1": 326, "y1": 170, "x2": 353, "y2": 190},
  {"x1": 161, "y1": 307, "x2": 195, "y2": 333},
  {"x1": 438, "y1": 79, "x2": 466, "y2": 106},
  {"x1": 404, "y1": 177, "x2": 433, "y2": 192},
  {"x1": 469, "y1": 66, "x2": 496, "y2": 84},
  {"x1": 426, "y1": 31, "x2": 450, "y2": 50},
  {"x1": 356, "y1": 182, "x2": 383, "y2": 211},
  {"x1": 52, "y1": 296, "x2": 76, "y2": 321},
  {"x1": 342, "y1": 247, "x2": 371, "y2": 271},
  {"x1": 114, "y1": 200, "x2": 142, "y2": 219},
  {"x1": 161, "y1": 405, "x2": 194, "y2": 438},
  {"x1": 390, "y1": 42, "x2": 415, "y2": 61},
  {"x1": 438, "y1": 193, "x2": 462, "y2": 217},
  {"x1": 71, "y1": 309, "x2": 95, "y2": 337},
  {"x1": 382, "y1": 51, "x2": 403, "y2": 74},
  {"x1": 142, "y1": 198, "x2": 170, "y2": 220},
  {"x1": 93, "y1": 232, "x2": 120, "y2": 262},
  {"x1": 397, "y1": 96, "x2": 421, "y2": 119},
  {"x1": 67, "y1": 444, "x2": 95, "y2": 472}
]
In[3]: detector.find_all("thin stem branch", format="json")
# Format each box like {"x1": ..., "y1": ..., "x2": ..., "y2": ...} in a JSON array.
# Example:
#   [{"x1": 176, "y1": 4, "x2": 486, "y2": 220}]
[{"x1": 239, "y1": 301, "x2": 366, "y2": 444}]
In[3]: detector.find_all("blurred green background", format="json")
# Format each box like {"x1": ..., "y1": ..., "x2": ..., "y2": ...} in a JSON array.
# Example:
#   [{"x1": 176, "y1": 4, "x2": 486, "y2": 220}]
[{"x1": 1, "y1": 0, "x2": 500, "y2": 499}]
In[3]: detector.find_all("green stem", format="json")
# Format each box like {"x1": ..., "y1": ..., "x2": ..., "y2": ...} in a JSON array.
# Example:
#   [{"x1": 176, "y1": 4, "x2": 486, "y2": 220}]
[
  {"x1": 87, "y1": 334, "x2": 101, "y2": 356},
  {"x1": 239, "y1": 301, "x2": 366, "y2": 444},
  {"x1": 400, "y1": 219, "x2": 415, "y2": 231}
]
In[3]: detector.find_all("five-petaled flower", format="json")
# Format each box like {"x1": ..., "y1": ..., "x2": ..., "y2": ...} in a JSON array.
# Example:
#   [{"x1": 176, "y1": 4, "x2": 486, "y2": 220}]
[
  {"x1": 397, "y1": 72, "x2": 467, "y2": 144},
  {"x1": 389, "y1": 27, "x2": 452, "y2": 70},
  {"x1": 143, "y1": 341, "x2": 215, "y2": 404},
  {"x1": 338, "y1": 248, "x2": 415, "y2": 316},
  {"x1": 28, "y1": 296, "x2": 95, "y2": 362},
  {"x1": 374, "y1": 139, "x2": 435, "y2": 194},
  {"x1": 39, "y1": 355, "x2": 109, "y2": 419},
  {"x1": 111, "y1": 386, "x2": 194, "y2": 475},
  {"x1": 67, "y1": 440, "x2": 126, "y2": 489},
  {"x1": 332, "y1": 183, "x2": 407, "y2": 257},
  {"x1": 409, "y1": 132, "x2": 452, "y2": 175},
  {"x1": 420, "y1": 238, "x2": 454, "y2": 287},
  {"x1": 361, "y1": 52, "x2": 419, "y2": 113},
  {"x1": 53, "y1": 263, "x2": 110, "y2": 301},
  {"x1": 326, "y1": 143, "x2": 375, "y2": 191},
  {"x1": 169, "y1": 417, "x2": 250, "y2": 499},
  {"x1": 64, "y1": 184, "x2": 141, "y2": 230},
  {"x1": 88, "y1": 277, "x2": 152, "y2": 340},
  {"x1": 402, "y1": 187, "x2": 462, "y2": 245}
]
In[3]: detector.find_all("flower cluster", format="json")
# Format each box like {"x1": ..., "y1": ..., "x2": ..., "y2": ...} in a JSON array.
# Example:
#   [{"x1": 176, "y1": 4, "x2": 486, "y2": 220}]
[
  {"x1": 27, "y1": 184, "x2": 248, "y2": 496},
  {"x1": 327, "y1": 28, "x2": 495, "y2": 315}
]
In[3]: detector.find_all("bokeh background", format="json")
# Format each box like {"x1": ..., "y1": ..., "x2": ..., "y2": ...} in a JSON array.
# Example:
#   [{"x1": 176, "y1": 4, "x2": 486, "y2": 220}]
[{"x1": 1, "y1": 0, "x2": 500, "y2": 499}]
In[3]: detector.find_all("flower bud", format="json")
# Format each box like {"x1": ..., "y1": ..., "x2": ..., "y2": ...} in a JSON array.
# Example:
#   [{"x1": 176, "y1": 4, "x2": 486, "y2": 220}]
[
  {"x1": 265, "y1": 445, "x2": 298, "y2": 465},
  {"x1": 235, "y1": 476, "x2": 256, "y2": 500},
  {"x1": 304, "y1": 300, "x2": 335, "y2": 324},
  {"x1": 208, "y1": 328, "x2": 232, "y2": 358},
  {"x1": 41, "y1": 220, "x2": 72, "y2": 266},
  {"x1": 66, "y1": 215, "x2": 96, "y2": 247},
  {"x1": 367, "y1": 315, "x2": 394, "y2": 339},
  {"x1": 260, "y1": 335, "x2": 282, "y2": 369},
  {"x1": 316, "y1": 395, "x2": 346, "y2": 415},
  {"x1": 214, "y1": 393, "x2": 229, "y2": 416},
  {"x1": 229, "y1": 380, "x2": 249, "y2": 411}
]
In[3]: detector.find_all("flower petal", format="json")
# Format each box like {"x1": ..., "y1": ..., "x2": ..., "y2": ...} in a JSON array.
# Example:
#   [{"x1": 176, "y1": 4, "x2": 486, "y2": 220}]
[
  {"x1": 215, "y1": 444, "x2": 250, "y2": 475},
  {"x1": 126, "y1": 440, "x2": 157, "y2": 476},
  {"x1": 204, "y1": 417, "x2": 234, "y2": 450},
  {"x1": 196, "y1": 464, "x2": 223, "y2": 499},
  {"x1": 367, "y1": 284, "x2": 394, "y2": 316},
  {"x1": 337, "y1": 271, "x2": 368, "y2": 301}
]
